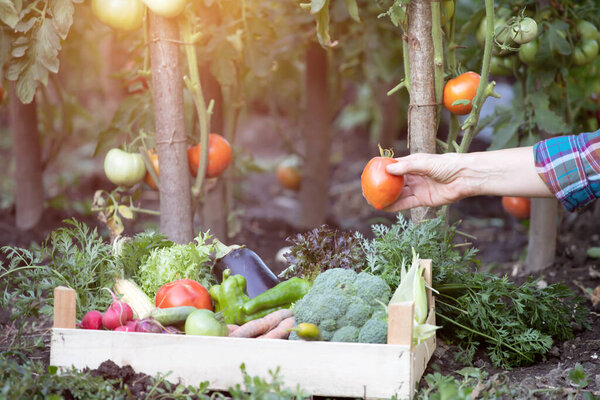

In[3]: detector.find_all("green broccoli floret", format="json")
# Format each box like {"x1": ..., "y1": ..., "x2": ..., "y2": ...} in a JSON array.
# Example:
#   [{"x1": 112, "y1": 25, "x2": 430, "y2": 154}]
[
  {"x1": 331, "y1": 326, "x2": 360, "y2": 342},
  {"x1": 291, "y1": 268, "x2": 390, "y2": 344},
  {"x1": 358, "y1": 319, "x2": 388, "y2": 344}
]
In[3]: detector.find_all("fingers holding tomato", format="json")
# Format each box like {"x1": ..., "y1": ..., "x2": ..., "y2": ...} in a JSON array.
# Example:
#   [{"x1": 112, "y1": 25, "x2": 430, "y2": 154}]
[{"x1": 361, "y1": 153, "x2": 404, "y2": 211}]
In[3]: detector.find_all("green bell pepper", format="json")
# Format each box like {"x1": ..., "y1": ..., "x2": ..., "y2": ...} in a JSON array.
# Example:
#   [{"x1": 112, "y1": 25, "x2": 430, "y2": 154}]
[{"x1": 209, "y1": 269, "x2": 251, "y2": 325}]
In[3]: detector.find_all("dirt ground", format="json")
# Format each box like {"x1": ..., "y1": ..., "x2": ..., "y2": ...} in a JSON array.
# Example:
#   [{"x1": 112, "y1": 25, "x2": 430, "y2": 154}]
[{"x1": 1, "y1": 115, "x2": 599, "y2": 398}]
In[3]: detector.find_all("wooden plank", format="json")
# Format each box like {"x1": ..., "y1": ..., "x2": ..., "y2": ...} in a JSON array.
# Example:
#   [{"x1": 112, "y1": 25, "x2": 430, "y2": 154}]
[
  {"x1": 387, "y1": 302, "x2": 414, "y2": 347},
  {"x1": 53, "y1": 286, "x2": 76, "y2": 329},
  {"x1": 51, "y1": 329, "x2": 413, "y2": 399}
]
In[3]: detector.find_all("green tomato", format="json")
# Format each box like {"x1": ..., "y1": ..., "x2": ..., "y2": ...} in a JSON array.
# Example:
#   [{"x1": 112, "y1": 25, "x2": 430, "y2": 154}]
[
  {"x1": 489, "y1": 56, "x2": 515, "y2": 76},
  {"x1": 104, "y1": 148, "x2": 147, "y2": 187},
  {"x1": 576, "y1": 20, "x2": 600, "y2": 42},
  {"x1": 518, "y1": 39, "x2": 539, "y2": 66},
  {"x1": 511, "y1": 17, "x2": 538, "y2": 45},
  {"x1": 476, "y1": 8, "x2": 512, "y2": 45},
  {"x1": 142, "y1": 0, "x2": 187, "y2": 18},
  {"x1": 92, "y1": 0, "x2": 145, "y2": 31},
  {"x1": 573, "y1": 39, "x2": 599, "y2": 66},
  {"x1": 185, "y1": 309, "x2": 228, "y2": 336}
]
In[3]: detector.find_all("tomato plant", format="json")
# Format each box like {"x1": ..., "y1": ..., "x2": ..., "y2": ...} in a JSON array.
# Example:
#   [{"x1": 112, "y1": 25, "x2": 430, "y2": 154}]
[
  {"x1": 502, "y1": 196, "x2": 531, "y2": 219},
  {"x1": 187, "y1": 134, "x2": 233, "y2": 179},
  {"x1": 361, "y1": 151, "x2": 404, "y2": 210},
  {"x1": 443, "y1": 72, "x2": 481, "y2": 115},
  {"x1": 276, "y1": 156, "x2": 302, "y2": 190},
  {"x1": 142, "y1": 0, "x2": 187, "y2": 18},
  {"x1": 91, "y1": 0, "x2": 146, "y2": 31},
  {"x1": 103, "y1": 148, "x2": 147, "y2": 187},
  {"x1": 518, "y1": 39, "x2": 539, "y2": 66},
  {"x1": 511, "y1": 17, "x2": 538, "y2": 45},
  {"x1": 155, "y1": 279, "x2": 213, "y2": 310},
  {"x1": 184, "y1": 309, "x2": 228, "y2": 336},
  {"x1": 490, "y1": 56, "x2": 515, "y2": 76},
  {"x1": 144, "y1": 149, "x2": 159, "y2": 190}
]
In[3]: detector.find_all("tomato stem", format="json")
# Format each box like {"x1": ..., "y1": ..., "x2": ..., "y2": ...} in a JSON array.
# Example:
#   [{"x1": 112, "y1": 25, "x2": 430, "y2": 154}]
[{"x1": 377, "y1": 144, "x2": 395, "y2": 158}]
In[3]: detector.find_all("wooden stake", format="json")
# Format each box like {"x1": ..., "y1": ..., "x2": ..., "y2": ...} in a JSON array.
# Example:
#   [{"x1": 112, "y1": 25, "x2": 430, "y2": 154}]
[{"x1": 53, "y1": 286, "x2": 76, "y2": 329}]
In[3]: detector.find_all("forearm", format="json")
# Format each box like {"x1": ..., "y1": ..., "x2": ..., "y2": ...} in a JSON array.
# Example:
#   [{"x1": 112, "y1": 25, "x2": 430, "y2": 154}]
[{"x1": 461, "y1": 146, "x2": 553, "y2": 198}]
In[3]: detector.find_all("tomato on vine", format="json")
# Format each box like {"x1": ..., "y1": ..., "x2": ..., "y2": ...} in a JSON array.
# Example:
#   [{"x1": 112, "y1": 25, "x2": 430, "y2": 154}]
[
  {"x1": 276, "y1": 156, "x2": 302, "y2": 191},
  {"x1": 510, "y1": 17, "x2": 538, "y2": 45},
  {"x1": 518, "y1": 39, "x2": 539, "y2": 66},
  {"x1": 489, "y1": 56, "x2": 515, "y2": 76},
  {"x1": 92, "y1": 0, "x2": 146, "y2": 31},
  {"x1": 361, "y1": 147, "x2": 404, "y2": 210},
  {"x1": 104, "y1": 148, "x2": 147, "y2": 187},
  {"x1": 571, "y1": 20, "x2": 599, "y2": 66},
  {"x1": 443, "y1": 72, "x2": 480, "y2": 115},
  {"x1": 502, "y1": 196, "x2": 531, "y2": 219},
  {"x1": 187, "y1": 134, "x2": 233, "y2": 179}
]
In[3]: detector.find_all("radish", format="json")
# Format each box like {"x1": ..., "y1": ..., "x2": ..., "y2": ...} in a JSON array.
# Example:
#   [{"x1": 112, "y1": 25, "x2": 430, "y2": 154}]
[
  {"x1": 78, "y1": 310, "x2": 103, "y2": 330},
  {"x1": 114, "y1": 325, "x2": 135, "y2": 332},
  {"x1": 101, "y1": 288, "x2": 134, "y2": 330},
  {"x1": 136, "y1": 318, "x2": 163, "y2": 334}
]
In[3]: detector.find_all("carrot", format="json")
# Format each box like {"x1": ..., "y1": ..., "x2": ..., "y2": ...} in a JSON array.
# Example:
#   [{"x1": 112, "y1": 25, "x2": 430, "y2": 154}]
[
  {"x1": 227, "y1": 324, "x2": 239, "y2": 335},
  {"x1": 230, "y1": 308, "x2": 293, "y2": 338},
  {"x1": 258, "y1": 316, "x2": 295, "y2": 339}
]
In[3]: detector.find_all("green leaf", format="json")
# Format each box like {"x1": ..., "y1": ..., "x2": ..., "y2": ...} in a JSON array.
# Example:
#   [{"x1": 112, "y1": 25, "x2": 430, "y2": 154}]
[
  {"x1": 36, "y1": 18, "x2": 61, "y2": 74},
  {"x1": 50, "y1": 0, "x2": 75, "y2": 40},
  {"x1": 0, "y1": 0, "x2": 19, "y2": 28},
  {"x1": 118, "y1": 205, "x2": 133, "y2": 220},
  {"x1": 547, "y1": 20, "x2": 571, "y2": 56},
  {"x1": 530, "y1": 92, "x2": 568, "y2": 135},
  {"x1": 342, "y1": 0, "x2": 359, "y2": 22},
  {"x1": 568, "y1": 363, "x2": 588, "y2": 388},
  {"x1": 489, "y1": 107, "x2": 524, "y2": 150},
  {"x1": 311, "y1": 0, "x2": 327, "y2": 14},
  {"x1": 47, "y1": 365, "x2": 58, "y2": 375}
]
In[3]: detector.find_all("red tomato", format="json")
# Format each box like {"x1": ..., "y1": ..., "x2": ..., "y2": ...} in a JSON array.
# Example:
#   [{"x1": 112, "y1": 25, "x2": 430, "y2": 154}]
[
  {"x1": 361, "y1": 156, "x2": 404, "y2": 210},
  {"x1": 443, "y1": 72, "x2": 481, "y2": 115},
  {"x1": 276, "y1": 157, "x2": 302, "y2": 190},
  {"x1": 155, "y1": 279, "x2": 213, "y2": 310},
  {"x1": 187, "y1": 134, "x2": 233, "y2": 178},
  {"x1": 144, "y1": 149, "x2": 159, "y2": 190},
  {"x1": 501, "y1": 196, "x2": 531, "y2": 219}
]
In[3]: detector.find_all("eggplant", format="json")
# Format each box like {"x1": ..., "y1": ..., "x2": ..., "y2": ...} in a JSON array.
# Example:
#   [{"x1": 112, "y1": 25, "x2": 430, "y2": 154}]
[{"x1": 214, "y1": 248, "x2": 280, "y2": 298}]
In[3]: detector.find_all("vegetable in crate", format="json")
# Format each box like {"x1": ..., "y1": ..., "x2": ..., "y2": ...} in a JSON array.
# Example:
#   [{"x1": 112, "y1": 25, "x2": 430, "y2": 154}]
[
  {"x1": 279, "y1": 225, "x2": 364, "y2": 283},
  {"x1": 155, "y1": 279, "x2": 212, "y2": 310},
  {"x1": 290, "y1": 268, "x2": 391, "y2": 343},
  {"x1": 214, "y1": 247, "x2": 279, "y2": 298},
  {"x1": 135, "y1": 232, "x2": 218, "y2": 297}
]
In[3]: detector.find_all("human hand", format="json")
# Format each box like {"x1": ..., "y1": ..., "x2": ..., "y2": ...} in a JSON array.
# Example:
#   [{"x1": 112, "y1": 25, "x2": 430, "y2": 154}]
[{"x1": 384, "y1": 152, "x2": 472, "y2": 211}]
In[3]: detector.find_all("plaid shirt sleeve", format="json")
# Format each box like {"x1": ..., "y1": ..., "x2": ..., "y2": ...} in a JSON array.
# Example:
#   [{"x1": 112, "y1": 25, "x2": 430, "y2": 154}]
[{"x1": 532, "y1": 130, "x2": 600, "y2": 212}]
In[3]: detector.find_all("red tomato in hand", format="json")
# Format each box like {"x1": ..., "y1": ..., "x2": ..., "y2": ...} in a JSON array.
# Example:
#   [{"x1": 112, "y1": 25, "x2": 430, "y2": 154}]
[
  {"x1": 187, "y1": 134, "x2": 233, "y2": 178},
  {"x1": 361, "y1": 156, "x2": 404, "y2": 210},
  {"x1": 502, "y1": 196, "x2": 531, "y2": 219},
  {"x1": 443, "y1": 72, "x2": 481, "y2": 115},
  {"x1": 155, "y1": 279, "x2": 213, "y2": 310},
  {"x1": 144, "y1": 149, "x2": 159, "y2": 190}
]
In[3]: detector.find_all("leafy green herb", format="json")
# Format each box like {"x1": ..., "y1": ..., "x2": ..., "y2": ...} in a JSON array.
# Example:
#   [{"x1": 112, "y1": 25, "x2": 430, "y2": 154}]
[
  {"x1": 359, "y1": 214, "x2": 588, "y2": 369},
  {"x1": 1, "y1": 219, "x2": 120, "y2": 319},
  {"x1": 279, "y1": 225, "x2": 365, "y2": 282},
  {"x1": 114, "y1": 230, "x2": 173, "y2": 279}
]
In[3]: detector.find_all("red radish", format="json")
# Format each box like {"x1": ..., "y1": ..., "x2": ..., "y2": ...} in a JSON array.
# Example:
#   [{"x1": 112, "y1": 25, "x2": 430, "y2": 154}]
[
  {"x1": 126, "y1": 319, "x2": 139, "y2": 331},
  {"x1": 78, "y1": 310, "x2": 103, "y2": 330},
  {"x1": 114, "y1": 325, "x2": 135, "y2": 332},
  {"x1": 101, "y1": 288, "x2": 134, "y2": 331}
]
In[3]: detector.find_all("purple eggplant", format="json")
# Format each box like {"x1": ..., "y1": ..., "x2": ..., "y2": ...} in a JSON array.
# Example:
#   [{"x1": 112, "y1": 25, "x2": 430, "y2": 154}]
[{"x1": 214, "y1": 248, "x2": 279, "y2": 298}]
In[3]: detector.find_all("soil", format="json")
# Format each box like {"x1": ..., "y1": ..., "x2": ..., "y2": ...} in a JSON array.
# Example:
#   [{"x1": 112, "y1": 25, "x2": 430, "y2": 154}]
[{"x1": 1, "y1": 114, "x2": 599, "y2": 398}]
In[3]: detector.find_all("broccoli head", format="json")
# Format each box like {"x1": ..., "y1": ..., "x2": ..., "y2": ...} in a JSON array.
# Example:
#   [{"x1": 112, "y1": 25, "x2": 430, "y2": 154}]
[{"x1": 291, "y1": 268, "x2": 391, "y2": 344}]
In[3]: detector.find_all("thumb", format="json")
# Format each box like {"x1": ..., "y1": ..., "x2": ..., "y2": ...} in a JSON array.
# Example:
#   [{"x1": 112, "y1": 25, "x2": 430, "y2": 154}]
[{"x1": 386, "y1": 154, "x2": 432, "y2": 176}]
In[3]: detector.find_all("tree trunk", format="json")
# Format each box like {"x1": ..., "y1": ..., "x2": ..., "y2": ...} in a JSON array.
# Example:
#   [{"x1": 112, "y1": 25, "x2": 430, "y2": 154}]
[
  {"x1": 148, "y1": 12, "x2": 193, "y2": 244},
  {"x1": 407, "y1": 0, "x2": 437, "y2": 223},
  {"x1": 525, "y1": 198, "x2": 558, "y2": 273},
  {"x1": 9, "y1": 83, "x2": 43, "y2": 230},
  {"x1": 297, "y1": 43, "x2": 330, "y2": 229}
]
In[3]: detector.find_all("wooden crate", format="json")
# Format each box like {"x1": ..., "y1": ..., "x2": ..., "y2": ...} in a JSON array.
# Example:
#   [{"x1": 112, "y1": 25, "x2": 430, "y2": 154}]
[{"x1": 50, "y1": 260, "x2": 436, "y2": 400}]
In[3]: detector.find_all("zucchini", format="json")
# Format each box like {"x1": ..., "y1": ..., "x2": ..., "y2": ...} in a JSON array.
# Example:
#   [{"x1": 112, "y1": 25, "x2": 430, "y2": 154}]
[{"x1": 150, "y1": 306, "x2": 198, "y2": 326}]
